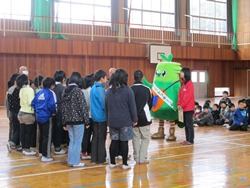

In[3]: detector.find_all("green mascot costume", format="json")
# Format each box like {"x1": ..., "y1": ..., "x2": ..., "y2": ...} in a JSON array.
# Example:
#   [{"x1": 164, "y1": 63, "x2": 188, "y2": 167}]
[{"x1": 143, "y1": 54, "x2": 182, "y2": 140}]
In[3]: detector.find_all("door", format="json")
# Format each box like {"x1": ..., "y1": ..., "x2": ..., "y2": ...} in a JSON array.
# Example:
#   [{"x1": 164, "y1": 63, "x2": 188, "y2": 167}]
[{"x1": 191, "y1": 70, "x2": 208, "y2": 99}]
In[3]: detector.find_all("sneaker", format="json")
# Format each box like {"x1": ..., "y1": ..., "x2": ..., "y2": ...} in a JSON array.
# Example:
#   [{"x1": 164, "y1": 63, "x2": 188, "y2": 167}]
[
  {"x1": 23, "y1": 150, "x2": 36, "y2": 156},
  {"x1": 72, "y1": 163, "x2": 85, "y2": 167},
  {"x1": 193, "y1": 124, "x2": 199, "y2": 127},
  {"x1": 54, "y1": 149, "x2": 66, "y2": 155},
  {"x1": 41, "y1": 156, "x2": 53, "y2": 162},
  {"x1": 116, "y1": 155, "x2": 122, "y2": 160},
  {"x1": 122, "y1": 164, "x2": 131, "y2": 170},
  {"x1": 38, "y1": 153, "x2": 42, "y2": 157},
  {"x1": 226, "y1": 125, "x2": 231, "y2": 129},
  {"x1": 16, "y1": 146, "x2": 22, "y2": 151},
  {"x1": 81, "y1": 155, "x2": 91, "y2": 160},
  {"x1": 109, "y1": 163, "x2": 119, "y2": 168},
  {"x1": 128, "y1": 154, "x2": 131, "y2": 160},
  {"x1": 6, "y1": 143, "x2": 11, "y2": 153},
  {"x1": 223, "y1": 124, "x2": 227, "y2": 127}
]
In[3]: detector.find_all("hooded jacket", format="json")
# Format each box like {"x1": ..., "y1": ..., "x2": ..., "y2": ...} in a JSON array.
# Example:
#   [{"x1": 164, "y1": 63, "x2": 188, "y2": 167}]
[{"x1": 61, "y1": 85, "x2": 89, "y2": 126}]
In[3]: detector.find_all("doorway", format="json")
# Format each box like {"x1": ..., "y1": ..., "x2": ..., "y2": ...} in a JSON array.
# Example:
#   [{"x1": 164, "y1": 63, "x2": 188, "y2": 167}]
[{"x1": 191, "y1": 70, "x2": 208, "y2": 99}]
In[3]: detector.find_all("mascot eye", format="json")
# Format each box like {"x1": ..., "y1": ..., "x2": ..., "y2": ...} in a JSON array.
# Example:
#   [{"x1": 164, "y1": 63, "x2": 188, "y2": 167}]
[{"x1": 162, "y1": 71, "x2": 166, "y2": 77}]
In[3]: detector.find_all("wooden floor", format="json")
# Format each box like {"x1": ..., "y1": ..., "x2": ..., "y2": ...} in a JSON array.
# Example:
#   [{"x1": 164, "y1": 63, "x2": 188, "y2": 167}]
[{"x1": 1, "y1": 98, "x2": 250, "y2": 188}]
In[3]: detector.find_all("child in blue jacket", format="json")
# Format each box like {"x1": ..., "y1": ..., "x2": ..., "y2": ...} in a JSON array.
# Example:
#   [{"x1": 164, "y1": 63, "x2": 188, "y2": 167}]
[
  {"x1": 229, "y1": 100, "x2": 249, "y2": 131},
  {"x1": 32, "y1": 77, "x2": 57, "y2": 162}
]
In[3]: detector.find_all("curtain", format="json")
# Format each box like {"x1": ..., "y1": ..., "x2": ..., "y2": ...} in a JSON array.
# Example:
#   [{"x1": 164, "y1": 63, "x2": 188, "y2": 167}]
[
  {"x1": 175, "y1": 0, "x2": 182, "y2": 37},
  {"x1": 31, "y1": 0, "x2": 52, "y2": 38},
  {"x1": 111, "y1": 0, "x2": 119, "y2": 32},
  {"x1": 232, "y1": 0, "x2": 238, "y2": 51}
]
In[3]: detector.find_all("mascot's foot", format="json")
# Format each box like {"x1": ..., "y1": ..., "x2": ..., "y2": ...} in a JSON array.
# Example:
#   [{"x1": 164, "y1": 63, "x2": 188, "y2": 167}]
[
  {"x1": 166, "y1": 135, "x2": 176, "y2": 141},
  {"x1": 151, "y1": 132, "x2": 165, "y2": 139}
]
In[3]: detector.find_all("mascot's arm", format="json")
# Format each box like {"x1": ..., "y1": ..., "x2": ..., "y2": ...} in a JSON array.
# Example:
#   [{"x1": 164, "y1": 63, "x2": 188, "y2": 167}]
[{"x1": 142, "y1": 77, "x2": 153, "y2": 88}]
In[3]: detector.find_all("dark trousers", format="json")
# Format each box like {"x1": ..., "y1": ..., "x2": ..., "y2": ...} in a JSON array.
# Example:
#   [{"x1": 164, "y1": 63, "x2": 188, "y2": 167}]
[
  {"x1": 39, "y1": 119, "x2": 53, "y2": 157},
  {"x1": 110, "y1": 140, "x2": 128, "y2": 165},
  {"x1": 30, "y1": 122, "x2": 37, "y2": 147},
  {"x1": 52, "y1": 112, "x2": 63, "y2": 150},
  {"x1": 82, "y1": 118, "x2": 93, "y2": 154},
  {"x1": 8, "y1": 117, "x2": 13, "y2": 142},
  {"x1": 20, "y1": 123, "x2": 33, "y2": 149},
  {"x1": 11, "y1": 114, "x2": 20, "y2": 145},
  {"x1": 184, "y1": 111, "x2": 194, "y2": 144},
  {"x1": 229, "y1": 124, "x2": 248, "y2": 131},
  {"x1": 91, "y1": 121, "x2": 107, "y2": 163}
]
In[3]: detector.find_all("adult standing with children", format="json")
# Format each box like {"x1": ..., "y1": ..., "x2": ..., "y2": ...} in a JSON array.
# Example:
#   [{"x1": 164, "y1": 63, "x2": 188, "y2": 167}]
[{"x1": 178, "y1": 68, "x2": 195, "y2": 145}]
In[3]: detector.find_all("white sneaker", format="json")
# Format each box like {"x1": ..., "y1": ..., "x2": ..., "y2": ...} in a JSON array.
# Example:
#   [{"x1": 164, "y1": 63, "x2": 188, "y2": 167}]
[
  {"x1": 226, "y1": 125, "x2": 231, "y2": 129},
  {"x1": 72, "y1": 163, "x2": 85, "y2": 167},
  {"x1": 223, "y1": 124, "x2": 227, "y2": 127},
  {"x1": 23, "y1": 150, "x2": 36, "y2": 156},
  {"x1": 193, "y1": 124, "x2": 199, "y2": 127},
  {"x1": 38, "y1": 153, "x2": 42, "y2": 157},
  {"x1": 109, "y1": 163, "x2": 119, "y2": 168},
  {"x1": 81, "y1": 155, "x2": 91, "y2": 160},
  {"x1": 116, "y1": 156, "x2": 123, "y2": 160},
  {"x1": 54, "y1": 149, "x2": 66, "y2": 155},
  {"x1": 41, "y1": 156, "x2": 53, "y2": 162},
  {"x1": 122, "y1": 165, "x2": 131, "y2": 170}
]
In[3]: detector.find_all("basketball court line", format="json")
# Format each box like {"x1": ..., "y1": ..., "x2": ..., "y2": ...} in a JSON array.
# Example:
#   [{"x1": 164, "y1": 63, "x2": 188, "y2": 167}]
[{"x1": 0, "y1": 144, "x2": 248, "y2": 181}]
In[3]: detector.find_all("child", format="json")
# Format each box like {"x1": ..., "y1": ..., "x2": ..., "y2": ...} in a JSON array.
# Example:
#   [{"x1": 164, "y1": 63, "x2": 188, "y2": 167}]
[
  {"x1": 229, "y1": 100, "x2": 249, "y2": 131},
  {"x1": 32, "y1": 77, "x2": 57, "y2": 162},
  {"x1": 204, "y1": 100, "x2": 213, "y2": 112},
  {"x1": 90, "y1": 70, "x2": 108, "y2": 164},
  {"x1": 216, "y1": 101, "x2": 228, "y2": 125},
  {"x1": 52, "y1": 70, "x2": 67, "y2": 155},
  {"x1": 131, "y1": 70, "x2": 152, "y2": 164},
  {"x1": 211, "y1": 104, "x2": 220, "y2": 124},
  {"x1": 7, "y1": 74, "x2": 21, "y2": 151},
  {"x1": 194, "y1": 101, "x2": 199, "y2": 109},
  {"x1": 219, "y1": 91, "x2": 231, "y2": 106},
  {"x1": 81, "y1": 74, "x2": 94, "y2": 160},
  {"x1": 223, "y1": 103, "x2": 235, "y2": 128},
  {"x1": 194, "y1": 105, "x2": 213, "y2": 126},
  {"x1": 61, "y1": 72, "x2": 89, "y2": 167},
  {"x1": 17, "y1": 74, "x2": 36, "y2": 156},
  {"x1": 193, "y1": 105, "x2": 202, "y2": 121}
]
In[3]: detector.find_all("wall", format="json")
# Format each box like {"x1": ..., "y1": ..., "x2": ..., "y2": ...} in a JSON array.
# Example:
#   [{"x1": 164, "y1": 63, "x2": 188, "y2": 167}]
[{"x1": 0, "y1": 37, "x2": 243, "y2": 105}]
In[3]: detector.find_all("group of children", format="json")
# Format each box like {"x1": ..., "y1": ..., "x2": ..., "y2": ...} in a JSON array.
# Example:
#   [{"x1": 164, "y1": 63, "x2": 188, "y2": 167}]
[
  {"x1": 5, "y1": 67, "x2": 153, "y2": 170},
  {"x1": 193, "y1": 91, "x2": 250, "y2": 131}
]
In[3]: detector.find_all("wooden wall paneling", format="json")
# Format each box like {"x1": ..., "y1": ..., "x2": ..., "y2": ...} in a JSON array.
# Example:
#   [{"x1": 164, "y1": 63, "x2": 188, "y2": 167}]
[
  {"x1": 87, "y1": 42, "x2": 93, "y2": 55},
  {"x1": 234, "y1": 70, "x2": 248, "y2": 96},
  {"x1": 56, "y1": 40, "x2": 70, "y2": 55},
  {"x1": 82, "y1": 42, "x2": 88, "y2": 55},
  {"x1": 98, "y1": 42, "x2": 104, "y2": 56},
  {"x1": 92, "y1": 42, "x2": 99, "y2": 56},
  {"x1": 214, "y1": 48, "x2": 221, "y2": 60},
  {"x1": 201, "y1": 48, "x2": 214, "y2": 60},
  {"x1": 72, "y1": 41, "x2": 83, "y2": 55},
  {"x1": 103, "y1": 42, "x2": 109, "y2": 56},
  {"x1": 187, "y1": 47, "x2": 201, "y2": 59}
]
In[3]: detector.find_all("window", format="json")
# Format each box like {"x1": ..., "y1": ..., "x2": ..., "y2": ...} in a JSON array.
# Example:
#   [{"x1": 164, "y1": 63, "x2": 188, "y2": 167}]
[
  {"x1": 0, "y1": 0, "x2": 31, "y2": 20},
  {"x1": 55, "y1": 0, "x2": 111, "y2": 25},
  {"x1": 199, "y1": 72, "x2": 206, "y2": 82},
  {"x1": 190, "y1": 0, "x2": 227, "y2": 34},
  {"x1": 128, "y1": 0, "x2": 175, "y2": 31},
  {"x1": 191, "y1": 72, "x2": 198, "y2": 82}
]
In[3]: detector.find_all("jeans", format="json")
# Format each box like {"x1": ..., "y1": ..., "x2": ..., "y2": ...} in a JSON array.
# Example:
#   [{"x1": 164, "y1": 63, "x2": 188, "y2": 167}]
[
  {"x1": 38, "y1": 119, "x2": 53, "y2": 157},
  {"x1": 184, "y1": 111, "x2": 194, "y2": 144},
  {"x1": 67, "y1": 124, "x2": 84, "y2": 165},
  {"x1": 91, "y1": 122, "x2": 107, "y2": 163}
]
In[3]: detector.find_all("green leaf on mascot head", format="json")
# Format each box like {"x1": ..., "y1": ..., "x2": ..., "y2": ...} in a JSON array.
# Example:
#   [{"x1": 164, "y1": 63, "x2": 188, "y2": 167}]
[{"x1": 160, "y1": 53, "x2": 173, "y2": 62}]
